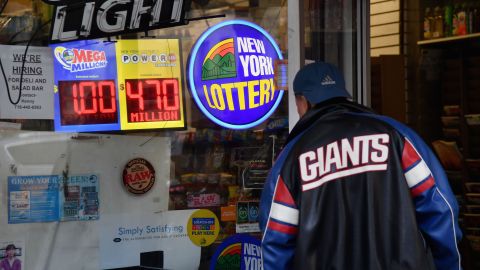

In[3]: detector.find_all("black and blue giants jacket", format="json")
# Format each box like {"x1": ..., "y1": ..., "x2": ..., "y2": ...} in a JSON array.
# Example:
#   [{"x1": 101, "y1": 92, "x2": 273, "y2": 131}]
[{"x1": 259, "y1": 99, "x2": 462, "y2": 270}]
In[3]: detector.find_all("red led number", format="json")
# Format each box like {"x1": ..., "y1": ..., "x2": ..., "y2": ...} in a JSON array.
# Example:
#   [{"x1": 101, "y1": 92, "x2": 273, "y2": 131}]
[
  {"x1": 98, "y1": 81, "x2": 116, "y2": 113},
  {"x1": 126, "y1": 81, "x2": 144, "y2": 110},
  {"x1": 126, "y1": 79, "x2": 179, "y2": 111},
  {"x1": 162, "y1": 79, "x2": 179, "y2": 110},
  {"x1": 72, "y1": 81, "x2": 116, "y2": 115}
]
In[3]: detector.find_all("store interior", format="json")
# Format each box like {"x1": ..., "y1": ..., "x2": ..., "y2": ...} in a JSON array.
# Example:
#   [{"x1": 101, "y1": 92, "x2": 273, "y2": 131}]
[
  {"x1": 418, "y1": 1, "x2": 480, "y2": 269},
  {"x1": 369, "y1": 0, "x2": 480, "y2": 269}
]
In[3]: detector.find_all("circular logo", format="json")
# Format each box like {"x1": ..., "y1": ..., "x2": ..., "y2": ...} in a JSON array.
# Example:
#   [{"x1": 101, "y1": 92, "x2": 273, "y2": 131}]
[
  {"x1": 62, "y1": 49, "x2": 74, "y2": 63},
  {"x1": 188, "y1": 20, "x2": 284, "y2": 130},
  {"x1": 238, "y1": 207, "x2": 248, "y2": 220},
  {"x1": 249, "y1": 206, "x2": 258, "y2": 220},
  {"x1": 122, "y1": 158, "x2": 156, "y2": 195},
  {"x1": 53, "y1": 46, "x2": 72, "y2": 69},
  {"x1": 187, "y1": 209, "x2": 220, "y2": 247}
]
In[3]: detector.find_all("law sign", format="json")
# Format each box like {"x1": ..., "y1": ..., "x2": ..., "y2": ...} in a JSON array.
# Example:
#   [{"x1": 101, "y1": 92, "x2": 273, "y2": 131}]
[
  {"x1": 187, "y1": 20, "x2": 284, "y2": 130},
  {"x1": 48, "y1": 0, "x2": 190, "y2": 43}
]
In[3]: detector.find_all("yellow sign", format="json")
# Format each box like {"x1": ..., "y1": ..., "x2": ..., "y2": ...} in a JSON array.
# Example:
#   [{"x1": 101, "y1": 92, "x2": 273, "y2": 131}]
[
  {"x1": 187, "y1": 209, "x2": 220, "y2": 247},
  {"x1": 116, "y1": 39, "x2": 185, "y2": 130}
]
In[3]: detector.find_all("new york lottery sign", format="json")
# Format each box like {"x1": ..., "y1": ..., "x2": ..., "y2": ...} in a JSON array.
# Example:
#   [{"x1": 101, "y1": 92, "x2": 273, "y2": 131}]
[{"x1": 188, "y1": 20, "x2": 284, "y2": 129}]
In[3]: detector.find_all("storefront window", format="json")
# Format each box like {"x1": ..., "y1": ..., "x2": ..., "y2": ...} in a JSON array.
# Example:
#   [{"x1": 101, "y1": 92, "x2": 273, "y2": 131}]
[
  {"x1": 0, "y1": 0, "x2": 287, "y2": 269},
  {"x1": 303, "y1": 0, "x2": 360, "y2": 100}
]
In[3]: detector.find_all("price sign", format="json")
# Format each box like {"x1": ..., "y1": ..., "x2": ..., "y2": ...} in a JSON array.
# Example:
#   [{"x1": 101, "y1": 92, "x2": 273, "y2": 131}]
[
  {"x1": 52, "y1": 40, "x2": 121, "y2": 132},
  {"x1": 51, "y1": 39, "x2": 185, "y2": 132},
  {"x1": 124, "y1": 78, "x2": 180, "y2": 123},
  {"x1": 117, "y1": 39, "x2": 185, "y2": 130},
  {"x1": 58, "y1": 80, "x2": 118, "y2": 125}
]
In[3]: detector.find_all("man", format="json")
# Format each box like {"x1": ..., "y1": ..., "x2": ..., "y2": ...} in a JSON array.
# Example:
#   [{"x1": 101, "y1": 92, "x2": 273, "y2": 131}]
[{"x1": 259, "y1": 62, "x2": 462, "y2": 270}]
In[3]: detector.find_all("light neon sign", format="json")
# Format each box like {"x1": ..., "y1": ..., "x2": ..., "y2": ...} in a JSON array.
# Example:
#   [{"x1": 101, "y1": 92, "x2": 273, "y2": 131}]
[{"x1": 188, "y1": 20, "x2": 284, "y2": 129}]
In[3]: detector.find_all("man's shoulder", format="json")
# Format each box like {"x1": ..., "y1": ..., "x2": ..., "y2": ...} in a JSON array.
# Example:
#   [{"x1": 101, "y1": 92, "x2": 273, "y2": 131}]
[
  {"x1": 307, "y1": 111, "x2": 402, "y2": 137},
  {"x1": 354, "y1": 113, "x2": 421, "y2": 140}
]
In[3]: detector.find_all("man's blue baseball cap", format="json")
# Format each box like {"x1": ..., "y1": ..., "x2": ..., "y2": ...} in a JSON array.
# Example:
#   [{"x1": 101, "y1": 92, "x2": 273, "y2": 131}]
[{"x1": 293, "y1": 61, "x2": 352, "y2": 104}]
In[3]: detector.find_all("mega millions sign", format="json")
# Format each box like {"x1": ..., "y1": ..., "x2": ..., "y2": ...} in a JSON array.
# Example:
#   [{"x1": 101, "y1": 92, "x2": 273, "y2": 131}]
[{"x1": 188, "y1": 20, "x2": 284, "y2": 129}]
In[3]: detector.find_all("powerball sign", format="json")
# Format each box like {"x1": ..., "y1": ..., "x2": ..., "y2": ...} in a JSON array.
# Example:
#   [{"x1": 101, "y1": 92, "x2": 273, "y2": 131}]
[{"x1": 188, "y1": 20, "x2": 284, "y2": 129}]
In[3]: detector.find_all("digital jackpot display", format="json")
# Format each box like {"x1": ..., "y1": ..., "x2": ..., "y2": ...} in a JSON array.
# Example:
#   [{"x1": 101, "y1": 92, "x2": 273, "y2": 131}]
[
  {"x1": 116, "y1": 39, "x2": 185, "y2": 130},
  {"x1": 188, "y1": 20, "x2": 284, "y2": 130},
  {"x1": 124, "y1": 78, "x2": 180, "y2": 123},
  {"x1": 51, "y1": 39, "x2": 185, "y2": 132},
  {"x1": 58, "y1": 80, "x2": 118, "y2": 126}
]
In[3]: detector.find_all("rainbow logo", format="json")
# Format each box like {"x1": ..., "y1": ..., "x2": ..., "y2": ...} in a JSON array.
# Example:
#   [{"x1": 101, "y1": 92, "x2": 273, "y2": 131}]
[
  {"x1": 201, "y1": 38, "x2": 236, "y2": 81},
  {"x1": 215, "y1": 243, "x2": 241, "y2": 270},
  {"x1": 209, "y1": 234, "x2": 262, "y2": 270}
]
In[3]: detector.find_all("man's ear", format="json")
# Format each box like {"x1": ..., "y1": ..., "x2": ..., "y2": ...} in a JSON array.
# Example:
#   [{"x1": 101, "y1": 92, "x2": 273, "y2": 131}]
[{"x1": 295, "y1": 95, "x2": 310, "y2": 118}]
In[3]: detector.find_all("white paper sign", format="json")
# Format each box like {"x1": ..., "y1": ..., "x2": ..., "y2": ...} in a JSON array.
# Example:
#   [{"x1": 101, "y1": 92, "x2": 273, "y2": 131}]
[
  {"x1": 0, "y1": 45, "x2": 54, "y2": 119},
  {"x1": 99, "y1": 210, "x2": 201, "y2": 270}
]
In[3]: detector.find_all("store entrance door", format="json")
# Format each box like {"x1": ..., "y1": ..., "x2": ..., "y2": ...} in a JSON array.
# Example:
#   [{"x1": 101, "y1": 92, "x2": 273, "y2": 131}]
[{"x1": 288, "y1": 0, "x2": 370, "y2": 128}]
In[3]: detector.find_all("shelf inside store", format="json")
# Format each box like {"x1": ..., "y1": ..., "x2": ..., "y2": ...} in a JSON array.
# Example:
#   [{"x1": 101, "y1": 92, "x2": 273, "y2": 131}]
[{"x1": 418, "y1": 33, "x2": 480, "y2": 46}]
